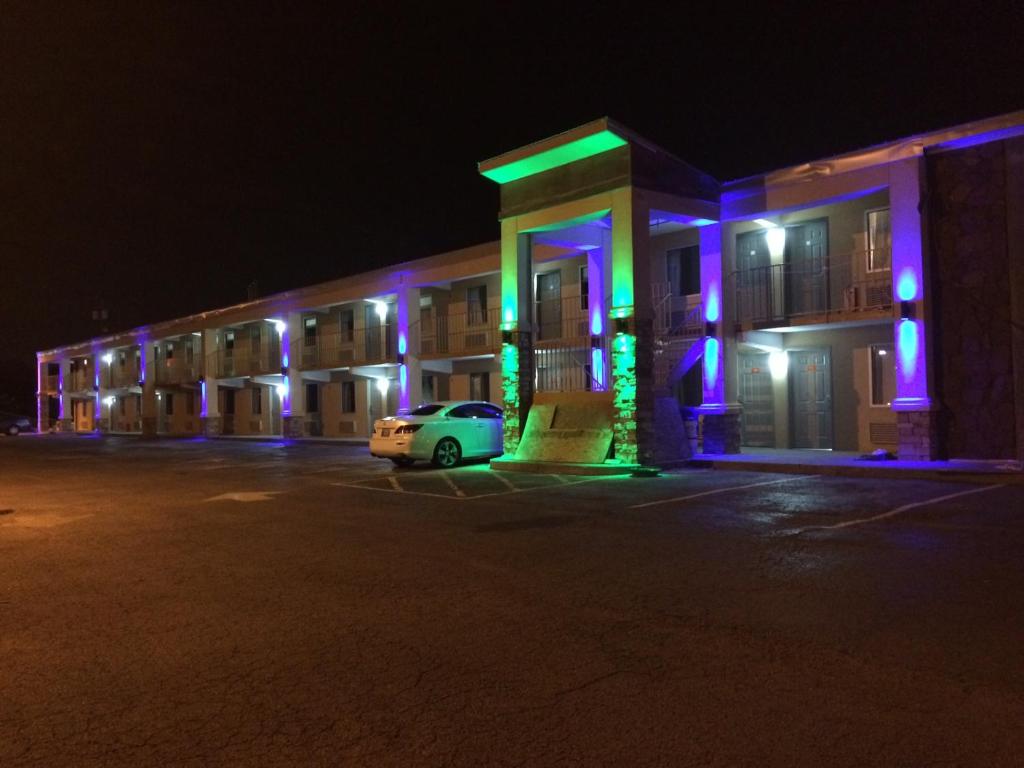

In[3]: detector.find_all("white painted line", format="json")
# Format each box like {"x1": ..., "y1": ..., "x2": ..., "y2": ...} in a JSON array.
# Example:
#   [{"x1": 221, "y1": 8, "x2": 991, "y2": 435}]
[
  {"x1": 469, "y1": 476, "x2": 606, "y2": 500},
  {"x1": 550, "y1": 474, "x2": 572, "y2": 484},
  {"x1": 491, "y1": 472, "x2": 518, "y2": 491},
  {"x1": 629, "y1": 475, "x2": 812, "y2": 509},
  {"x1": 440, "y1": 472, "x2": 466, "y2": 497},
  {"x1": 805, "y1": 483, "x2": 1006, "y2": 531},
  {"x1": 387, "y1": 476, "x2": 402, "y2": 492},
  {"x1": 329, "y1": 482, "x2": 461, "y2": 501}
]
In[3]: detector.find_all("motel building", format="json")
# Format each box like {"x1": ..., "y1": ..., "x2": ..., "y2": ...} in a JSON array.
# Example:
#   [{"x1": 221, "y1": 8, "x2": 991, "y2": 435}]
[{"x1": 36, "y1": 110, "x2": 1024, "y2": 467}]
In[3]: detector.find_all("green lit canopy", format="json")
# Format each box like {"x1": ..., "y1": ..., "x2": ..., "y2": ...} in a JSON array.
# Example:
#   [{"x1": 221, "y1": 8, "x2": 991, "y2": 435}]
[{"x1": 479, "y1": 119, "x2": 627, "y2": 185}]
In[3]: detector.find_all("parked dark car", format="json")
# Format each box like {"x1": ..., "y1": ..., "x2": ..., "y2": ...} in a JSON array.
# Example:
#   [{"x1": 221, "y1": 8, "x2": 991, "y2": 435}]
[{"x1": 0, "y1": 412, "x2": 33, "y2": 436}]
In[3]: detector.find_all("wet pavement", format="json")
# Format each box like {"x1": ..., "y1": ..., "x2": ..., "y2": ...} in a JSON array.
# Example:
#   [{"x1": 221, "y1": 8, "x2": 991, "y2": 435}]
[{"x1": 2, "y1": 435, "x2": 1023, "y2": 766}]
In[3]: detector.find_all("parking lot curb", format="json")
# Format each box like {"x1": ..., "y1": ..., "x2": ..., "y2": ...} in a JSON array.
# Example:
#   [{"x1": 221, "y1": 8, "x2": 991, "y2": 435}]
[{"x1": 688, "y1": 458, "x2": 1024, "y2": 485}]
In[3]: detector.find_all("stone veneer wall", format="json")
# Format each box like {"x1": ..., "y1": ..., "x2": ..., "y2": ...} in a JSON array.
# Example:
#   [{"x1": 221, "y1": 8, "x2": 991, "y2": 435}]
[{"x1": 928, "y1": 138, "x2": 1024, "y2": 460}]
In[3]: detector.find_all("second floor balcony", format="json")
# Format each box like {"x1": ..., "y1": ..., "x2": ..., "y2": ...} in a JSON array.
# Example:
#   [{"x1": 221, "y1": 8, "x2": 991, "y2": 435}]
[
  {"x1": 299, "y1": 323, "x2": 397, "y2": 370},
  {"x1": 214, "y1": 339, "x2": 282, "y2": 378},
  {"x1": 731, "y1": 250, "x2": 892, "y2": 327},
  {"x1": 154, "y1": 358, "x2": 199, "y2": 386},
  {"x1": 419, "y1": 308, "x2": 501, "y2": 358}
]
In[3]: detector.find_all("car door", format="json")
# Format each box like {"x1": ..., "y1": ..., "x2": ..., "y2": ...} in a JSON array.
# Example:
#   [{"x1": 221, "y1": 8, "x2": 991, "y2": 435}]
[
  {"x1": 477, "y1": 403, "x2": 504, "y2": 455},
  {"x1": 445, "y1": 404, "x2": 482, "y2": 456}
]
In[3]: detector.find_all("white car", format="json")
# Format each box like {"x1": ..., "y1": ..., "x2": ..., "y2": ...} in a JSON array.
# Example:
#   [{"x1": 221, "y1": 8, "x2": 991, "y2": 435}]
[{"x1": 370, "y1": 401, "x2": 504, "y2": 468}]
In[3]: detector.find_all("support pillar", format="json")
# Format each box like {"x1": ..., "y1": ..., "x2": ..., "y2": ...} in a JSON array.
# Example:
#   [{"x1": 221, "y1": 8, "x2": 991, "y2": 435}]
[
  {"x1": 141, "y1": 341, "x2": 158, "y2": 437},
  {"x1": 200, "y1": 329, "x2": 222, "y2": 436},
  {"x1": 282, "y1": 313, "x2": 305, "y2": 437},
  {"x1": 890, "y1": 156, "x2": 941, "y2": 460},
  {"x1": 499, "y1": 218, "x2": 533, "y2": 455},
  {"x1": 57, "y1": 359, "x2": 72, "y2": 431},
  {"x1": 396, "y1": 283, "x2": 422, "y2": 412},
  {"x1": 697, "y1": 222, "x2": 741, "y2": 453}
]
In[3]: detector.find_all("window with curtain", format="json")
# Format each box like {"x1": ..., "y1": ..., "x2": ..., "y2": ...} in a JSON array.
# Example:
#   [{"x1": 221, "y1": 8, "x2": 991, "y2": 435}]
[{"x1": 867, "y1": 208, "x2": 892, "y2": 272}]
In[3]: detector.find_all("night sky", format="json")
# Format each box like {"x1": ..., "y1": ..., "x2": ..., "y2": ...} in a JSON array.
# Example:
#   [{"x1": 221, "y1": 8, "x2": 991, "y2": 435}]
[{"x1": 3, "y1": 3, "x2": 1022, "y2": 412}]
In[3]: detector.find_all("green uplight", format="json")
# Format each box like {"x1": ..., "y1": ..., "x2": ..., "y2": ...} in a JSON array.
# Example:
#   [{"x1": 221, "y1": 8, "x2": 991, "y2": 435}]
[
  {"x1": 611, "y1": 332, "x2": 638, "y2": 466},
  {"x1": 501, "y1": 344, "x2": 521, "y2": 455},
  {"x1": 481, "y1": 130, "x2": 627, "y2": 184}
]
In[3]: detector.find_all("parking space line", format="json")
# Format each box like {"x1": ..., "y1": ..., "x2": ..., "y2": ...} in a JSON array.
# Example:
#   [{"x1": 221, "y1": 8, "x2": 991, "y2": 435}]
[
  {"x1": 440, "y1": 472, "x2": 466, "y2": 497},
  {"x1": 803, "y1": 483, "x2": 1005, "y2": 531},
  {"x1": 388, "y1": 476, "x2": 402, "y2": 492},
  {"x1": 491, "y1": 473, "x2": 518, "y2": 491},
  {"x1": 468, "y1": 476, "x2": 606, "y2": 500},
  {"x1": 629, "y1": 475, "x2": 812, "y2": 509},
  {"x1": 329, "y1": 482, "x2": 459, "y2": 501}
]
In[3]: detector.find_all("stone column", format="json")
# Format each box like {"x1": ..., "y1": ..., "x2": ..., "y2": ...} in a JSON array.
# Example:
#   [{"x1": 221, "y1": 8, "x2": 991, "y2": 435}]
[
  {"x1": 499, "y1": 217, "x2": 533, "y2": 455},
  {"x1": 891, "y1": 156, "x2": 941, "y2": 460},
  {"x1": 396, "y1": 282, "x2": 422, "y2": 412},
  {"x1": 140, "y1": 341, "x2": 158, "y2": 437},
  {"x1": 282, "y1": 313, "x2": 305, "y2": 437},
  {"x1": 200, "y1": 329, "x2": 222, "y2": 436},
  {"x1": 697, "y1": 222, "x2": 741, "y2": 454}
]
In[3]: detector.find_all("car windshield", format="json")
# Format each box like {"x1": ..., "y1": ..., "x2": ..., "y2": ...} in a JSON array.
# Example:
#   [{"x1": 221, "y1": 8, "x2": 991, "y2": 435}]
[{"x1": 409, "y1": 403, "x2": 445, "y2": 416}]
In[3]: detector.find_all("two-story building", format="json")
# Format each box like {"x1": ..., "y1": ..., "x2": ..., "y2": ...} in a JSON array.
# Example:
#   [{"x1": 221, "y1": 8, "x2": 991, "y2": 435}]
[{"x1": 36, "y1": 110, "x2": 1024, "y2": 465}]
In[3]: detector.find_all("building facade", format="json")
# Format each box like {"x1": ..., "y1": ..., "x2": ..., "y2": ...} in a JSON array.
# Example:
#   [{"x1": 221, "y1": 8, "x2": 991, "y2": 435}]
[{"x1": 36, "y1": 111, "x2": 1024, "y2": 463}]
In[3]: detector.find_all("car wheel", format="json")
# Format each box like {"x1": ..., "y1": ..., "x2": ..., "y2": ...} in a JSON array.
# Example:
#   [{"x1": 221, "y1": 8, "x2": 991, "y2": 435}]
[
  {"x1": 390, "y1": 457, "x2": 415, "y2": 467},
  {"x1": 7, "y1": 425, "x2": 19, "y2": 436},
  {"x1": 432, "y1": 437, "x2": 461, "y2": 468}
]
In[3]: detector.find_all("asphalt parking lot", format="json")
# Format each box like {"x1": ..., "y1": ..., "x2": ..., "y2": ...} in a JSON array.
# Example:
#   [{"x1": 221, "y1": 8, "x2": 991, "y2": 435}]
[{"x1": 2, "y1": 435, "x2": 1024, "y2": 766}]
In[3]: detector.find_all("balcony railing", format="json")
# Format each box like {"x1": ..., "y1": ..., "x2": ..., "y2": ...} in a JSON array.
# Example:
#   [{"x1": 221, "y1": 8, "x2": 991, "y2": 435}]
[
  {"x1": 67, "y1": 369, "x2": 93, "y2": 392},
  {"x1": 534, "y1": 296, "x2": 590, "y2": 343},
  {"x1": 731, "y1": 250, "x2": 892, "y2": 325},
  {"x1": 419, "y1": 308, "x2": 501, "y2": 358},
  {"x1": 299, "y1": 323, "x2": 396, "y2": 369},
  {"x1": 154, "y1": 359, "x2": 199, "y2": 386},
  {"x1": 108, "y1": 364, "x2": 143, "y2": 389},
  {"x1": 214, "y1": 343, "x2": 282, "y2": 378}
]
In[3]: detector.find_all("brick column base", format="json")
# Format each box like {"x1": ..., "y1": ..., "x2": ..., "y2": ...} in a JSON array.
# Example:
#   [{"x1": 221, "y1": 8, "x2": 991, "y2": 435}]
[
  {"x1": 283, "y1": 415, "x2": 306, "y2": 438},
  {"x1": 141, "y1": 417, "x2": 158, "y2": 437},
  {"x1": 96, "y1": 418, "x2": 110, "y2": 433},
  {"x1": 201, "y1": 416, "x2": 222, "y2": 437},
  {"x1": 897, "y1": 410, "x2": 943, "y2": 461},
  {"x1": 58, "y1": 418, "x2": 74, "y2": 433},
  {"x1": 702, "y1": 412, "x2": 742, "y2": 454}
]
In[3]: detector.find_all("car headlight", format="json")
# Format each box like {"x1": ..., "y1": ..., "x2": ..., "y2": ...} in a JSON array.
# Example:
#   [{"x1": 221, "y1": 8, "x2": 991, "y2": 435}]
[{"x1": 395, "y1": 424, "x2": 423, "y2": 434}]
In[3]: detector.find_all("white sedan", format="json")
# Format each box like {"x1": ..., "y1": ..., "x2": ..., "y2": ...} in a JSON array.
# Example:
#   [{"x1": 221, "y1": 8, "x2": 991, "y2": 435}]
[{"x1": 370, "y1": 401, "x2": 504, "y2": 468}]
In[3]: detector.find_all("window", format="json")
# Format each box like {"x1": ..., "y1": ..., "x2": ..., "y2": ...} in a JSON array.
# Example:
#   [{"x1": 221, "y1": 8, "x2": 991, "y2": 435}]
[
  {"x1": 224, "y1": 389, "x2": 235, "y2": 415},
  {"x1": 422, "y1": 374, "x2": 435, "y2": 403},
  {"x1": 250, "y1": 326, "x2": 261, "y2": 354},
  {"x1": 166, "y1": 343, "x2": 174, "y2": 361},
  {"x1": 477, "y1": 403, "x2": 502, "y2": 419},
  {"x1": 467, "y1": 285, "x2": 487, "y2": 326},
  {"x1": 870, "y1": 344, "x2": 896, "y2": 406},
  {"x1": 135, "y1": 394, "x2": 141, "y2": 414},
  {"x1": 304, "y1": 317, "x2": 317, "y2": 347},
  {"x1": 667, "y1": 246, "x2": 701, "y2": 296},
  {"x1": 341, "y1": 381, "x2": 356, "y2": 413},
  {"x1": 306, "y1": 383, "x2": 319, "y2": 413},
  {"x1": 866, "y1": 208, "x2": 892, "y2": 272},
  {"x1": 410, "y1": 403, "x2": 444, "y2": 416},
  {"x1": 447, "y1": 404, "x2": 476, "y2": 418},
  {"x1": 186, "y1": 341, "x2": 194, "y2": 366},
  {"x1": 340, "y1": 310, "x2": 354, "y2": 342},
  {"x1": 469, "y1": 371, "x2": 490, "y2": 403},
  {"x1": 119, "y1": 397, "x2": 126, "y2": 416},
  {"x1": 165, "y1": 393, "x2": 174, "y2": 416},
  {"x1": 48, "y1": 362, "x2": 59, "y2": 375},
  {"x1": 224, "y1": 331, "x2": 235, "y2": 354},
  {"x1": 251, "y1": 387, "x2": 262, "y2": 415},
  {"x1": 579, "y1": 266, "x2": 589, "y2": 311},
  {"x1": 118, "y1": 351, "x2": 126, "y2": 369},
  {"x1": 186, "y1": 391, "x2": 195, "y2": 416}
]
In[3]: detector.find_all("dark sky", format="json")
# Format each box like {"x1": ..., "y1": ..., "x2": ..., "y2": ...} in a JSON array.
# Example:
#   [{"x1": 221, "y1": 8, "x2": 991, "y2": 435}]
[{"x1": 2, "y1": 3, "x2": 1022, "y2": 411}]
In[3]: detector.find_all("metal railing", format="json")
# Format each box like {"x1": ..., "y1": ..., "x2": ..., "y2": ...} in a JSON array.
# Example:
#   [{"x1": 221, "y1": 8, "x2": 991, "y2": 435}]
[
  {"x1": 214, "y1": 344, "x2": 282, "y2": 377},
  {"x1": 419, "y1": 308, "x2": 501, "y2": 358},
  {"x1": 154, "y1": 359, "x2": 199, "y2": 386},
  {"x1": 299, "y1": 323, "x2": 396, "y2": 369},
  {"x1": 534, "y1": 296, "x2": 590, "y2": 343},
  {"x1": 67, "y1": 369, "x2": 92, "y2": 392},
  {"x1": 109, "y1": 363, "x2": 142, "y2": 388},
  {"x1": 534, "y1": 341, "x2": 607, "y2": 393},
  {"x1": 731, "y1": 250, "x2": 892, "y2": 325}
]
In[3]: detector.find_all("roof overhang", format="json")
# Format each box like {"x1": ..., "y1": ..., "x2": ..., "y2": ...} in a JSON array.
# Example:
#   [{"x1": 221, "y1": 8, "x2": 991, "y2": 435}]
[{"x1": 478, "y1": 118, "x2": 628, "y2": 184}]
